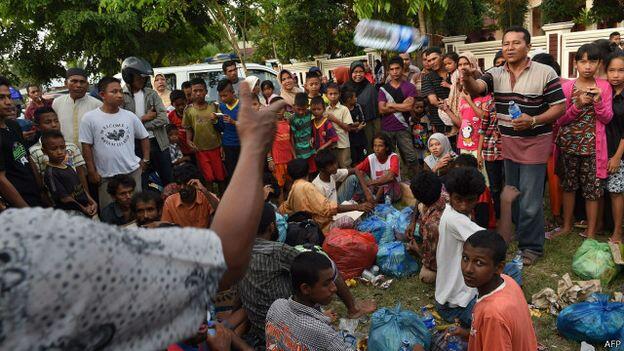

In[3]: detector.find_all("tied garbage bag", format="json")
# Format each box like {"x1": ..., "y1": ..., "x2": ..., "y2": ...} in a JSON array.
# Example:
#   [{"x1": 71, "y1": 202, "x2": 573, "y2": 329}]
[
  {"x1": 373, "y1": 203, "x2": 399, "y2": 219},
  {"x1": 392, "y1": 207, "x2": 414, "y2": 241},
  {"x1": 368, "y1": 304, "x2": 431, "y2": 351},
  {"x1": 572, "y1": 239, "x2": 620, "y2": 285},
  {"x1": 556, "y1": 293, "x2": 624, "y2": 344},
  {"x1": 275, "y1": 212, "x2": 288, "y2": 243},
  {"x1": 323, "y1": 228, "x2": 378, "y2": 279},
  {"x1": 376, "y1": 241, "x2": 419, "y2": 278},
  {"x1": 357, "y1": 215, "x2": 388, "y2": 243}
]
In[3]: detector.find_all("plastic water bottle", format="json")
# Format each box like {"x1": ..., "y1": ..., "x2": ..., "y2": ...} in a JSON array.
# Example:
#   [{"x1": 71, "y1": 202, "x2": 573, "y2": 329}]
[
  {"x1": 354, "y1": 19, "x2": 429, "y2": 53},
  {"x1": 421, "y1": 306, "x2": 436, "y2": 330},
  {"x1": 398, "y1": 339, "x2": 411, "y2": 351},
  {"x1": 508, "y1": 101, "x2": 522, "y2": 119},
  {"x1": 512, "y1": 251, "x2": 524, "y2": 271}
]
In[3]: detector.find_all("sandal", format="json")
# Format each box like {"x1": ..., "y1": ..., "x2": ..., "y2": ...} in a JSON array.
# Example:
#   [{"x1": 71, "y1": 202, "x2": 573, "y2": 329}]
[
  {"x1": 578, "y1": 231, "x2": 588, "y2": 239},
  {"x1": 545, "y1": 227, "x2": 565, "y2": 240},
  {"x1": 574, "y1": 220, "x2": 588, "y2": 229},
  {"x1": 522, "y1": 251, "x2": 541, "y2": 267}
]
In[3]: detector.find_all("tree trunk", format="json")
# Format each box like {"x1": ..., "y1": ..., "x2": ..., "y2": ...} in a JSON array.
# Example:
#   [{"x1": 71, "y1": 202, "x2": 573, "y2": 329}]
[
  {"x1": 418, "y1": 8, "x2": 427, "y2": 34},
  {"x1": 207, "y1": 3, "x2": 248, "y2": 74}
]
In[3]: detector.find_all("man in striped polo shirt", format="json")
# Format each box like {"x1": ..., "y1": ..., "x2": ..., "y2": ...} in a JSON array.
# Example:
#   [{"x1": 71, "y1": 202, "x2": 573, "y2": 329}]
[{"x1": 463, "y1": 26, "x2": 565, "y2": 265}]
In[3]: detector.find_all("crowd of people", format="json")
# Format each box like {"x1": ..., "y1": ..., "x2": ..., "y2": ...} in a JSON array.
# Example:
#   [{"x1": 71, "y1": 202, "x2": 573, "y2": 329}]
[{"x1": 1, "y1": 25, "x2": 623, "y2": 350}]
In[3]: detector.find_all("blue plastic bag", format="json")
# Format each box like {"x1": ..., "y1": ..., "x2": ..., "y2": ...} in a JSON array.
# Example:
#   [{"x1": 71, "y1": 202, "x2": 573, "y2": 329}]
[
  {"x1": 376, "y1": 241, "x2": 420, "y2": 278},
  {"x1": 392, "y1": 207, "x2": 414, "y2": 241},
  {"x1": 373, "y1": 204, "x2": 399, "y2": 219},
  {"x1": 368, "y1": 304, "x2": 431, "y2": 351},
  {"x1": 556, "y1": 293, "x2": 624, "y2": 344},
  {"x1": 275, "y1": 212, "x2": 288, "y2": 243},
  {"x1": 357, "y1": 215, "x2": 388, "y2": 243}
]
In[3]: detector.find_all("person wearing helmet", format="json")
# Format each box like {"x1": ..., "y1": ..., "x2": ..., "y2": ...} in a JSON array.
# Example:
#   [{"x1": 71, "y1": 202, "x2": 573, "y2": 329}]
[{"x1": 121, "y1": 56, "x2": 173, "y2": 187}]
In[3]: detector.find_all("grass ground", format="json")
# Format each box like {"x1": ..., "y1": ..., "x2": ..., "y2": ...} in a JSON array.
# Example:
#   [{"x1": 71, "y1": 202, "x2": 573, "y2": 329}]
[{"x1": 329, "y1": 210, "x2": 624, "y2": 350}]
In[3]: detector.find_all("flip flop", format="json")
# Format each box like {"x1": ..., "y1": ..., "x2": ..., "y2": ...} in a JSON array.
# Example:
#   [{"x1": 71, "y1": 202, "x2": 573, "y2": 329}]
[
  {"x1": 578, "y1": 231, "x2": 588, "y2": 239},
  {"x1": 545, "y1": 227, "x2": 565, "y2": 240},
  {"x1": 522, "y1": 251, "x2": 540, "y2": 267},
  {"x1": 574, "y1": 220, "x2": 588, "y2": 229}
]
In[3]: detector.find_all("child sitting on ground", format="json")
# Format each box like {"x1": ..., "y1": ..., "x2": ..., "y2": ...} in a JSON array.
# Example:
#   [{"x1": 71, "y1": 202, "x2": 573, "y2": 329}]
[
  {"x1": 435, "y1": 167, "x2": 485, "y2": 327},
  {"x1": 406, "y1": 171, "x2": 447, "y2": 284},
  {"x1": 451, "y1": 230, "x2": 538, "y2": 350},
  {"x1": 166, "y1": 124, "x2": 191, "y2": 170},
  {"x1": 355, "y1": 133, "x2": 402, "y2": 203},
  {"x1": 290, "y1": 93, "x2": 317, "y2": 173},
  {"x1": 424, "y1": 133, "x2": 456, "y2": 178},
  {"x1": 311, "y1": 96, "x2": 338, "y2": 152},
  {"x1": 41, "y1": 130, "x2": 97, "y2": 217},
  {"x1": 312, "y1": 149, "x2": 374, "y2": 205}
]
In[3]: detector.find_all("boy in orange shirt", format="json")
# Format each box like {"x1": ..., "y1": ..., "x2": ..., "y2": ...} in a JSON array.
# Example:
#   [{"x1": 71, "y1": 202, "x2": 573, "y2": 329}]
[
  {"x1": 451, "y1": 230, "x2": 538, "y2": 351},
  {"x1": 267, "y1": 97, "x2": 293, "y2": 194}
]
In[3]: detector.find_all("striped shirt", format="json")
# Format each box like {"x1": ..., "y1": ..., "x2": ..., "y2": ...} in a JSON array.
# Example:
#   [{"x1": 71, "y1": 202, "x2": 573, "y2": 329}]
[
  {"x1": 479, "y1": 60, "x2": 565, "y2": 164},
  {"x1": 479, "y1": 97, "x2": 503, "y2": 162}
]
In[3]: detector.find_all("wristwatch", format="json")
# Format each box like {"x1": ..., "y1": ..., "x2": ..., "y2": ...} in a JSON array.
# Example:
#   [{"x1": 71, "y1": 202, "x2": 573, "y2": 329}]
[{"x1": 531, "y1": 117, "x2": 537, "y2": 128}]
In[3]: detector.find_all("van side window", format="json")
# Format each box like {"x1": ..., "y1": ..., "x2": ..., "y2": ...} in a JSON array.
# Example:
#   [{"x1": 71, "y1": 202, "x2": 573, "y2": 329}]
[
  {"x1": 164, "y1": 74, "x2": 177, "y2": 91},
  {"x1": 189, "y1": 71, "x2": 222, "y2": 101}
]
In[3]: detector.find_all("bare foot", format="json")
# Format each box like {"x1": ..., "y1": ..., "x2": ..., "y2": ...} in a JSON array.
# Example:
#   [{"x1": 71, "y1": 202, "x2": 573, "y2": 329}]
[{"x1": 347, "y1": 299, "x2": 377, "y2": 319}]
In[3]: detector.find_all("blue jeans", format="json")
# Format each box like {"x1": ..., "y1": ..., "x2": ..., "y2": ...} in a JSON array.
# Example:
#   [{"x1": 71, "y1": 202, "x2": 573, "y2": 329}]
[
  {"x1": 504, "y1": 160, "x2": 547, "y2": 255},
  {"x1": 336, "y1": 175, "x2": 401, "y2": 203},
  {"x1": 435, "y1": 297, "x2": 477, "y2": 327}
]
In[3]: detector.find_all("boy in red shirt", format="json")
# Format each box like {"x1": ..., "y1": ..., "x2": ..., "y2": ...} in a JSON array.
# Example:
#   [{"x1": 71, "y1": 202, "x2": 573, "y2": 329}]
[
  {"x1": 310, "y1": 96, "x2": 338, "y2": 152},
  {"x1": 167, "y1": 90, "x2": 192, "y2": 155},
  {"x1": 452, "y1": 230, "x2": 538, "y2": 351}
]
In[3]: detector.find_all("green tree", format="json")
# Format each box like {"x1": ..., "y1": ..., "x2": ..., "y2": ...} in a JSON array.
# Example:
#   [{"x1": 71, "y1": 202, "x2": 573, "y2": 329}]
[
  {"x1": 486, "y1": 0, "x2": 529, "y2": 29},
  {"x1": 352, "y1": 0, "x2": 448, "y2": 35},
  {"x1": 436, "y1": 0, "x2": 485, "y2": 36},
  {"x1": 591, "y1": 0, "x2": 624, "y2": 26},
  {"x1": 541, "y1": 0, "x2": 583, "y2": 23},
  {"x1": 0, "y1": 0, "x2": 215, "y2": 84}
]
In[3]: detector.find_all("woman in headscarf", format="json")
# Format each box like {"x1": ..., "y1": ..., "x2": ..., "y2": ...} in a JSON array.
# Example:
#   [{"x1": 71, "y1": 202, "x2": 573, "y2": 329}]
[
  {"x1": 332, "y1": 66, "x2": 350, "y2": 86},
  {"x1": 342, "y1": 60, "x2": 379, "y2": 144},
  {"x1": 244, "y1": 75, "x2": 262, "y2": 104},
  {"x1": 152, "y1": 73, "x2": 172, "y2": 108},
  {"x1": 279, "y1": 69, "x2": 303, "y2": 110},
  {"x1": 424, "y1": 133, "x2": 455, "y2": 177}
]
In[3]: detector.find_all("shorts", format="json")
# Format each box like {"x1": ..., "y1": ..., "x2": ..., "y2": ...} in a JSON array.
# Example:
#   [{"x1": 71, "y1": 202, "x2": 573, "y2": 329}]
[
  {"x1": 558, "y1": 153, "x2": 604, "y2": 200},
  {"x1": 273, "y1": 163, "x2": 289, "y2": 188},
  {"x1": 196, "y1": 148, "x2": 226, "y2": 182},
  {"x1": 607, "y1": 160, "x2": 624, "y2": 193}
]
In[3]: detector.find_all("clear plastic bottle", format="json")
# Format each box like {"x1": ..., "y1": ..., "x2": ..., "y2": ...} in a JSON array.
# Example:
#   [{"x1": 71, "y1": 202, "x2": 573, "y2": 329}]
[
  {"x1": 354, "y1": 19, "x2": 429, "y2": 53},
  {"x1": 420, "y1": 306, "x2": 436, "y2": 330},
  {"x1": 508, "y1": 101, "x2": 522, "y2": 119},
  {"x1": 398, "y1": 338, "x2": 411, "y2": 351},
  {"x1": 512, "y1": 251, "x2": 524, "y2": 271}
]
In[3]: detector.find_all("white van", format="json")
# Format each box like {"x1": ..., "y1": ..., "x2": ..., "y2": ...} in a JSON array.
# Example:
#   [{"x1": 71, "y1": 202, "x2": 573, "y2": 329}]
[{"x1": 150, "y1": 62, "x2": 280, "y2": 101}]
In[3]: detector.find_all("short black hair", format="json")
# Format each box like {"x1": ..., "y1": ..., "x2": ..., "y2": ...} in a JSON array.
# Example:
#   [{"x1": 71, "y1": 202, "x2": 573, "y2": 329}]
[
  {"x1": 181, "y1": 81, "x2": 192, "y2": 90},
  {"x1": 0, "y1": 76, "x2": 11, "y2": 89},
  {"x1": 26, "y1": 83, "x2": 40, "y2": 93},
  {"x1": 610, "y1": 31, "x2": 621, "y2": 39},
  {"x1": 217, "y1": 78, "x2": 232, "y2": 93},
  {"x1": 173, "y1": 162, "x2": 201, "y2": 185},
  {"x1": 169, "y1": 89, "x2": 186, "y2": 103},
  {"x1": 310, "y1": 95, "x2": 325, "y2": 107},
  {"x1": 222, "y1": 60, "x2": 236, "y2": 73},
  {"x1": 414, "y1": 95, "x2": 427, "y2": 106},
  {"x1": 443, "y1": 52, "x2": 459, "y2": 63},
  {"x1": 410, "y1": 171, "x2": 442, "y2": 206},
  {"x1": 260, "y1": 80, "x2": 274, "y2": 90},
  {"x1": 315, "y1": 149, "x2": 337, "y2": 170},
  {"x1": 445, "y1": 167, "x2": 485, "y2": 197},
  {"x1": 465, "y1": 230, "x2": 507, "y2": 265},
  {"x1": 532, "y1": 53, "x2": 561, "y2": 76},
  {"x1": 291, "y1": 251, "x2": 333, "y2": 294},
  {"x1": 270, "y1": 96, "x2": 284, "y2": 104},
  {"x1": 107, "y1": 174, "x2": 136, "y2": 196},
  {"x1": 305, "y1": 72, "x2": 321, "y2": 82},
  {"x1": 294, "y1": 92, "x2": 308, "y2": 108},
  {"x1": 339, "y1": 87, "x2": 356, "y2": 104},
  {"x1": 606, "y1": 51, "x2": 624, "y2": 70},
  {"x1": 326, "y1": 83, "x2": 340, "y2": 93},
  {"x1": 493, "y1": 50, "x2": 504, "y2": 66},
  {"x1": 424, "y1": 47, "x2": 442, "y2": 56},
  {"x1": 503, "y1": 26, "x2": 531, "y2": 45},
  {"x1": 388, "y1": 55, "x2": 404, "y2": 68},
  {"x1": 33, "y1": 106, "x2": 56, "y2": 125},
  {"x1": 130, "y1": 191, "x2": 163, "y2": 213},
  {"x1": 189, "y1": 78, "x2": 207, "y2": 90},
  {"x1": 40, "y1": 129, "x2": 65, "y2": 148},
  {"x1": 258, "y1": 202, "x2": 276, "y2": 235},
  {"x1": 575, "y1": 43, "x2": 602, "y2": 61},
  {"x1": 453, "y1": 154, "x2": 478, "y2": 169},
  {"x1": 592, "y1": 39, "x2": 616, "y2": 62},
  {"x1": 97, "y1": 76, "x2": 121, "y2": 92},
  {"x1": 287, "y1": 158, "x2": 309, "y2": 180},
  {"x1": 372, "y1": 132, "x2": 394, "y2": 153},
  {"x1": 166, "y1": 124, "x2": 178, "y2": 135}
]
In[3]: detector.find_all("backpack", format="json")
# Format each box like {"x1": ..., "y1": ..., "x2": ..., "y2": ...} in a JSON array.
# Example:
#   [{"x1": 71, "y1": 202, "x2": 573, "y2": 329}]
[{"x1": 285, "y1": 212, "x2": 324, "y2": 247}]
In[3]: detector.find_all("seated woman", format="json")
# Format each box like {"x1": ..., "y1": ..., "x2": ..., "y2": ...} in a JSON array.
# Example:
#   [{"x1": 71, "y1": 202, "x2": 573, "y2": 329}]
[
  {"x1": 424, "y1": 133, "x2": 456, "y2": 179},
  {"x1": 354, "y1": 133, "x2": 403, "y2": 203},
  {"x1": 279, "y1": 159, "x2": 373, "y2": 233}
]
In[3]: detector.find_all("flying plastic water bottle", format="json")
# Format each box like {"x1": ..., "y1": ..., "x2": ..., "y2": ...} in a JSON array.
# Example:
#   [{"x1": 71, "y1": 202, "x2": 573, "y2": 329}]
[
  {"x1": 508, "y1": 101, "x2": 522, "y2": 119},
  {"x1": 354, "y1": 19, "x2": 429, "y2": 53}
]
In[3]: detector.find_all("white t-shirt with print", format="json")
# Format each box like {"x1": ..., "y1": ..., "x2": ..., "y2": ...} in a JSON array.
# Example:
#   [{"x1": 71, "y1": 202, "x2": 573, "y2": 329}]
[
  {"x1": 435, "y1": 204, "x2": 482, "y2": 307},
  {"x1": 312, "y1": 169, "x2": 349, "y2": 203},
  {"x1": 79, "y1": 107, "x2": 149, "y2": 177}
]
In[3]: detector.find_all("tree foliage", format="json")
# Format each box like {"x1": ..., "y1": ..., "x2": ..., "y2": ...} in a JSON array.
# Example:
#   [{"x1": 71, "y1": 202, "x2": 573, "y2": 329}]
[
  {"x1": 0, "y1": 0, "x2": 217, "y2": 85},
  {"x1": 541, "y1": 0, "x2": 583, "y2": 24},
  {"x1": 485, "y1": 0, "x2": 529, "y2": 29},
  {"x1": 591, "y1": 0, "x2": 624, "y2": 25},
  {"x1": 436, "y1": 0, "x2": 486, "y2": 36}
]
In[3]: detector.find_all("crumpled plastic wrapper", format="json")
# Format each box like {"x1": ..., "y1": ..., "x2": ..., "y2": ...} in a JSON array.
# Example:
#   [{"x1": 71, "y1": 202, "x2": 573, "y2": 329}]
[{"x1": 531, "y1": 273, "x2": 601, "y2": 315}]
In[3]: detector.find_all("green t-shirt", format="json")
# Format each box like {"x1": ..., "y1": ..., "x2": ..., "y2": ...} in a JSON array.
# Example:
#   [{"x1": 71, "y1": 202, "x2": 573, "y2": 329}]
[
  {"x1": 289, "y1": 112, "x2": 315, "y2": 160},
  {"x1": 182, "y1": 104, "x2": 221, "y2": 151}
]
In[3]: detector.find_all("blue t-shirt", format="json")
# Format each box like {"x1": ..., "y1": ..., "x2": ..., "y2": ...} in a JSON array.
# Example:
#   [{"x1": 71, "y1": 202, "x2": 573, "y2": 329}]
[{"x1": 218, "y1": 100, "x2": 240, "y2": 146}]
